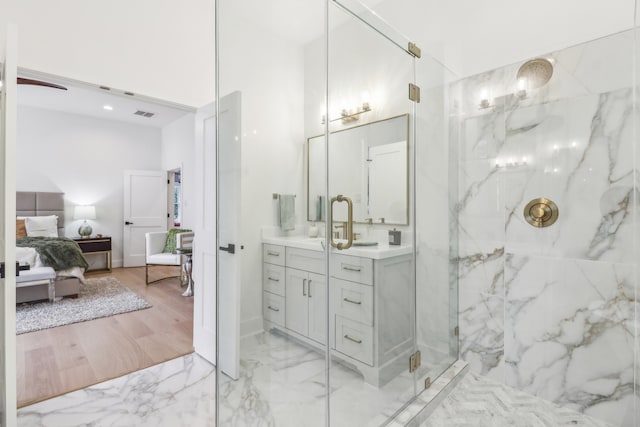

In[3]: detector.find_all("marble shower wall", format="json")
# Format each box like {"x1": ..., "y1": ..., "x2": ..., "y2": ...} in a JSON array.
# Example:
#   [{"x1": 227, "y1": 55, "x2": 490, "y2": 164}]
[{"x1": 454, "y1": 30, "x2": 639, "y2": 427}]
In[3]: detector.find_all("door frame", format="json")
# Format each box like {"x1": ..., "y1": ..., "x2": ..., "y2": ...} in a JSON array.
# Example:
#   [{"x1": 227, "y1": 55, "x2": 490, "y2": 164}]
[{"x1": 2, "y1": 23, "x2": 18, "y2": 426}]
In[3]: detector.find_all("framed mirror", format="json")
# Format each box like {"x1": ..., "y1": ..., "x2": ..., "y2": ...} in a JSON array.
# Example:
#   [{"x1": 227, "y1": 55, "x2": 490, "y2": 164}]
[{"x1": 307, "y1": 114, "x2": 409, "y2": 225}]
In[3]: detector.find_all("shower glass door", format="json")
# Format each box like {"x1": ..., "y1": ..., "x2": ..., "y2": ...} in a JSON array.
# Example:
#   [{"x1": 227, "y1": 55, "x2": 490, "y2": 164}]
[{"x1": 326, "y1": 1, "x2": 420, "y2": 423}]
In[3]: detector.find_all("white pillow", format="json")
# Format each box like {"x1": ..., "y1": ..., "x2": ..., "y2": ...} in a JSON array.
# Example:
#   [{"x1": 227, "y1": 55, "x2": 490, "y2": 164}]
[
  {"x1": 15, "y1": 247, "x2": 37, "y2": 267},
  {"x1": 24, "y1": 215, "x2": 58, "y2": 237}
]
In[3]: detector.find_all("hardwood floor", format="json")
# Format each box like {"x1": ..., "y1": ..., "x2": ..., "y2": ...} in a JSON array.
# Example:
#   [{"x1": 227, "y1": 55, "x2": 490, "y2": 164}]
[{"x1": 16, "y1": 266, "x2": 194, "y2": 408}]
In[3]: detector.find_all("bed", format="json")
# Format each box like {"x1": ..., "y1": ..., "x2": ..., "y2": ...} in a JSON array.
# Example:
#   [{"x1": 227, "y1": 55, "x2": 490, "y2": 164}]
[{"x1": 15, "y1": 191, "x2": 87, "y2": 303}]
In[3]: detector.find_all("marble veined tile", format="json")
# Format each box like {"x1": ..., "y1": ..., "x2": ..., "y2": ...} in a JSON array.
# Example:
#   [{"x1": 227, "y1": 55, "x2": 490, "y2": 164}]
[
  {"x1": 18, "y1": 353, "x2": 216, "y2": 427},
  {"x1": 504, "y1": 88, "x2": 636, "y2": 262},
  {"x1": 504, "y1": 255, "x2": 637, "y2": 427},
  {"x1": 422, "y1": 371, "x2": 616, "y2": 427},
  {"x1": 457, "y1": 241, "x2": 505, "y2": 382},
  {"x1": 219, "y1": 330, "x2": 437, "y2": 427}
]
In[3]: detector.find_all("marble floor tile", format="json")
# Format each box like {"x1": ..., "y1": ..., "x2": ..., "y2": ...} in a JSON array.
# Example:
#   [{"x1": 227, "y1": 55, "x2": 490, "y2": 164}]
[{"x1": 18, "y1": 353, "x2": 216, "y2": 427}]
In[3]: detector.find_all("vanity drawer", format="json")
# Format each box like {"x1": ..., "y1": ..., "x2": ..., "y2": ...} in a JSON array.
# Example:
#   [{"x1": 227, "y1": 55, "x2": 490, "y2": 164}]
[
  {"x1": 263, "y1": 244, "x2": 285, "y2": 266},
  {"x1": 335, "y1": 316, "x2": 374, "y2": 366},
  {"x1": 331, "y1": 278, "x2": 373, "y2": 326},
  {"x1": 286, "y1": 247, "x2": 324, "y2": 275},
  {"x1": 263, "y1": 263, "x2": 285, "y2": 296},
  {"x1": 331, "y1": 254, "x2": 373, "y2": 285},
  {"x1": 263, "y1": 291, "x2": 285, "y2": 327}
]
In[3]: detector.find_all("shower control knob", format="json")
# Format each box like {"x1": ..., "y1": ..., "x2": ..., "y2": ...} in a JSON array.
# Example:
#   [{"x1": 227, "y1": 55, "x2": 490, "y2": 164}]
[{"x1": 524, "y1": 198, "x2": 558, "y2": 228}]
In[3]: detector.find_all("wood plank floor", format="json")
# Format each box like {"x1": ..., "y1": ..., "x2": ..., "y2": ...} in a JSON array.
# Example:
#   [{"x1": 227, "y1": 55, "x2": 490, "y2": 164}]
[{"x1": 16, "y1": 266, "x2": 194, "y2": 408}]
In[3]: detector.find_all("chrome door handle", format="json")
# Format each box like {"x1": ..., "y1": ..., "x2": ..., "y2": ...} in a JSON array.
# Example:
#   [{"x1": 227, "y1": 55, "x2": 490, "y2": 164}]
[
  {"x1": 342, "y1": 265, "x2": 361, "y2": 272},
  {"x1": 308, "y1": 280, "x2": 312, "y2": 298},
  {"x1": 267, "y1": 306, "x2": 280, "y2": 312},
  {"x1": 267, "y1": 277, "x2": 280, "y2": 282},
  {"x1": 330, "y1": 194, "x2": 354, "y2": 250},
  {"x1": 267, "y1": 251, "x2": 280, "y2": 256},
  {"x1": 125, "y1": 221, "x2": 134, "y2": 225},
  {"x1": 343, "y1": 297, "x2": 362, "y2": 305},
  {"x1": 303, "y1": 278, "x2": 307, "y2": 296}
]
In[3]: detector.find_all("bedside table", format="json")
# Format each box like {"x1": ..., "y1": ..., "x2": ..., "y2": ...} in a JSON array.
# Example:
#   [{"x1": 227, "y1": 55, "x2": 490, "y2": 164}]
[{"x1": 73, "y1": 236, "x2": 112, "y2": 272}]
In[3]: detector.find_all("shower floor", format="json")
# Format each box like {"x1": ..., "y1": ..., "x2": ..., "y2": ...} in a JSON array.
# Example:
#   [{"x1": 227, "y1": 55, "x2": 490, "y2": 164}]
[{"x1": 419, "y1": 372, "x2": 614, "y2": 427}]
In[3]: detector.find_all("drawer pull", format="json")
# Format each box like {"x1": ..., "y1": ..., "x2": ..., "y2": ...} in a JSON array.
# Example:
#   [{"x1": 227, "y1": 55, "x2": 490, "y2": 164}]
[
  {"x1": 343, "y1": 265, "x2": 361, "y2": 272},
  {"x1": 267, "y1": 305, "x2": 280, "y2": 312},
  {"x1": 267, "y1": 251, "x2": 280, "y2": 256},
  {"x1": 344, "y1": 334, "x2": 362, "y2": 344},
  {"x1": 267, "y1": 277, "x2": 280, "y2": 282},
  {"x1": 343, "y1": 297, "x2": 362, "y2": 305}
]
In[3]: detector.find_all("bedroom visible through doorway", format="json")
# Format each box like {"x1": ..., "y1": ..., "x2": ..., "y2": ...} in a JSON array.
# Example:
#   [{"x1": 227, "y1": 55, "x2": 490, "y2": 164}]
[{"x1": 15, "y1": 72, "x2": 197, "y2": 408}]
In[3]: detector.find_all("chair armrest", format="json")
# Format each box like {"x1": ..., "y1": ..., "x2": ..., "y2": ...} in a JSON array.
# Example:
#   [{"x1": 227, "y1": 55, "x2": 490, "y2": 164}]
[
  {"x1": 146, "y1": 232, "x2": 168, "y2": 258},
  {"x1": 176, "y1": 232, "x2": 194, "y2": 250}
]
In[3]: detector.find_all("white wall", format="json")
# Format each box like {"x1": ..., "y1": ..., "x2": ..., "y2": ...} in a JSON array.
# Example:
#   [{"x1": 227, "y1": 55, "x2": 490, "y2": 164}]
[
  {"x1": 219, "y1": 8, "x2": 306, "y2": 337},
  {"x1": 355, "y1": 0, "x2": 635, "y2": 78},
  {"x1": 2, "y1": 0, "x2": 214, "y2": 108},
  {"x1": 16, "y1": 105, "x2": 162, "y2": 268},
  {"x1": 162, "y1": 113, "x2": 196, "y2": 229}
]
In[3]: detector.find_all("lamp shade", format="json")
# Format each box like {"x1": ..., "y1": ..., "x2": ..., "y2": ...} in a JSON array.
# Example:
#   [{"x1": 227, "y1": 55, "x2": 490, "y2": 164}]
[{"x1": 74, "y1": 205, "x2": 96, "y2": 220}]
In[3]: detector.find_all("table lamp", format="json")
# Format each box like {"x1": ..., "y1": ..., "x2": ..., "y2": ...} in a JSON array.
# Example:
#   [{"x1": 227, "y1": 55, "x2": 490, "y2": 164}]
[{"x1": 74, "y1": 205, "x2": 96, "y2": 238}]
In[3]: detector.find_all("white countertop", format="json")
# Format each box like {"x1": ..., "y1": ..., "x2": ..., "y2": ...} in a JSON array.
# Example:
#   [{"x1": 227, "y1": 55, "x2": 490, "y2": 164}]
[{"x1": 262, "y1": 235, "x2": 413, "y2": 260}]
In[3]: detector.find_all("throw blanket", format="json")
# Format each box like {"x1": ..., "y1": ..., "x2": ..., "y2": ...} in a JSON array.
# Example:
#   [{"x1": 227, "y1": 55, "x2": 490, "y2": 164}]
[{"x1": 17, "y1": 237, "x2": 89, "y2": 271}]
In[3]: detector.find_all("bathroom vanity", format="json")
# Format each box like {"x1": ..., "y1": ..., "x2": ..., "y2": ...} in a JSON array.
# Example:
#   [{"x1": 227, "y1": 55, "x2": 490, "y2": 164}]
[{"x1": 262, "y1": 236, "x2": 413, "y2": 386}]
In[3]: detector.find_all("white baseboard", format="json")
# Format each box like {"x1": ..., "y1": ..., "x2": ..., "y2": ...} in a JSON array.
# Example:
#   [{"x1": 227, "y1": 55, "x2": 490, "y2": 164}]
[{"x1": 240, "y1": 316, "x2": 263, "y2": 339}]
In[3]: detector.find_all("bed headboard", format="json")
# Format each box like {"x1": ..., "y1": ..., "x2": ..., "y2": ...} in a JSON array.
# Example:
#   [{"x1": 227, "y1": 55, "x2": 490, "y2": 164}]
[{"x1": 16, "y1": 192, "x2": 65, "y2": 236}]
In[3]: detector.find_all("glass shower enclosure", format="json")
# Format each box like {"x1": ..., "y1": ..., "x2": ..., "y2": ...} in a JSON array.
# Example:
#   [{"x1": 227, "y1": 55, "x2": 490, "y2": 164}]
[{"x1": 215, "y1": 0, "x2": 458, "y2": 425}]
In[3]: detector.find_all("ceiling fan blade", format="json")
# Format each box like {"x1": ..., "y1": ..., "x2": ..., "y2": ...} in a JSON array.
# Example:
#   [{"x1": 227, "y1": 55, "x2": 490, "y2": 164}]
[{"x1": 17, "y1": 77, "x2": 67, "y2": 90}]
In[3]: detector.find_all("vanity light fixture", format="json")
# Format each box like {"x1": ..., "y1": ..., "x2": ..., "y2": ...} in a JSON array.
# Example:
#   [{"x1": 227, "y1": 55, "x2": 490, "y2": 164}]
[
  {"x1": 516, "y1": 78, "x2": 528, "y2": 100},
  {"x1": 321, "y1": 102, "x2": 372, "y2": 124},
  {"x1": 478, "y1": 88, "x2": 492, "y2": 110}
]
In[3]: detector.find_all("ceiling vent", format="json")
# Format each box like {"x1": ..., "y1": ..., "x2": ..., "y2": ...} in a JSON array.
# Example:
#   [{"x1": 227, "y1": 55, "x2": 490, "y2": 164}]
[{"x1": 134, "y1": 110, "x2": 155, "y2": 118}]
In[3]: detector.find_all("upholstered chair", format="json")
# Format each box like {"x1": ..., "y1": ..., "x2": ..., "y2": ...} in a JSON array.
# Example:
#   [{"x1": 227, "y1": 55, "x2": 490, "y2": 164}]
[{"x1": 145, "y1": 231, "x2": 194, "y2": 285}]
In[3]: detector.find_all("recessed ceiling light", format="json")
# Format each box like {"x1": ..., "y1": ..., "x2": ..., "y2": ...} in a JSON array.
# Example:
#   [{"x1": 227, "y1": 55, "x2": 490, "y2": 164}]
[{"x1": 103, "y1": 105, "x2": 113, "y2": 111}]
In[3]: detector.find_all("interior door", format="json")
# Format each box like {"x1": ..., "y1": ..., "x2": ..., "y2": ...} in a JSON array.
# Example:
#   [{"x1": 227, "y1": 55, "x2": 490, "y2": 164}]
[
  {"x1": 217, "y1": 91, "x2": 241, "y2": 379},
  {"x1": 193, "y1": 91, "x2": 241, "y2": 380},
  {"x1": 122, "y1": 170, "x2": 167, "y2": 267},
  {"x1": 193, "y1": 103, "x2": 217, "y2": 365},
  {"x1": 0, "y1": 23, "x2": 18, "y2": 427}
]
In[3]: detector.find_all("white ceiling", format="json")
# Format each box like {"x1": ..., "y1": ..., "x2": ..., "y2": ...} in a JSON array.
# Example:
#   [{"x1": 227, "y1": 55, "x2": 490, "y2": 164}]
[
  {"x1": 17, "y1": 72, "x2": 193, "y2": 129},
  {"x1": 12, "y1": 0, "x2": 638, "y2": 123}
]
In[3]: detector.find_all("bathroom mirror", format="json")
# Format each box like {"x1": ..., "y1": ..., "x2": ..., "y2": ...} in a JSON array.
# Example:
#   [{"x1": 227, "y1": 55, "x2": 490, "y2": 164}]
[{"x1": 307, "y1": 114, "x2": 409, "y2": 225}]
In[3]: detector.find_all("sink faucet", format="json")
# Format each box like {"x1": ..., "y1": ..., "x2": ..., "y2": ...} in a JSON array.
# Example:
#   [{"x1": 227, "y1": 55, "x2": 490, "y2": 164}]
[{"x1": 334, "y1": 222, "x2": 348, "y2": 239}]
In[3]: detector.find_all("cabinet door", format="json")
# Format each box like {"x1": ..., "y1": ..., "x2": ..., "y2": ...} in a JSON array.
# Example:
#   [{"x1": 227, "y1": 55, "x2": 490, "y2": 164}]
[
  {"x1": 285, "y1": 268, "x2": 308, "y2": 336},
  {"x1": 307, "y1": 272, "x2": 326, "y2": 345}
]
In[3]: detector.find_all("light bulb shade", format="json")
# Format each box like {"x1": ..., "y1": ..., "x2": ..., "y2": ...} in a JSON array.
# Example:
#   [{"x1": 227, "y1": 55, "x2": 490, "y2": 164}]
[{"x1": 74, "y1": 205, "x2": 96, "y2": 220}]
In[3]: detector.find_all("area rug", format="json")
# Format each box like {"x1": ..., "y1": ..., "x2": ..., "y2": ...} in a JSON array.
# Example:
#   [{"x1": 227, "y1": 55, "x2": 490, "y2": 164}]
[{"x1": 16, "y1": 277, "x2": 152, "y2": 335}]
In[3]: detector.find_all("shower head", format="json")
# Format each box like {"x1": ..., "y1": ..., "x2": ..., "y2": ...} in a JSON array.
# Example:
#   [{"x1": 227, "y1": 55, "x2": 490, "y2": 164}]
[{"x1": 516, "y1": 58, "x2": 554, "y2": 89}]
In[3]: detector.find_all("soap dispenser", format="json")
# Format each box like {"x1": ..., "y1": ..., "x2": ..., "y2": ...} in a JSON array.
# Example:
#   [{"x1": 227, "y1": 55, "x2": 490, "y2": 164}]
[{"x1": 389, "y1": 228, "x2": 401, "y2": 245}]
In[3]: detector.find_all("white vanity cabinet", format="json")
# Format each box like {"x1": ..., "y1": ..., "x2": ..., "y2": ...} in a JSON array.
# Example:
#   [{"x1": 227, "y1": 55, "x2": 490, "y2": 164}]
[
  {"x1": 285, "y1": 247, "x2": 327, "y2": 345},
  {"x1": 285, "y1": 269, "x2": 326, "y2": 344},
  {"x1": 262, "y1": 240, "x2": 413, "y2": 386},
  {"x1": 262, "y1": 244, "x2": 286, "y2": 327}
]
